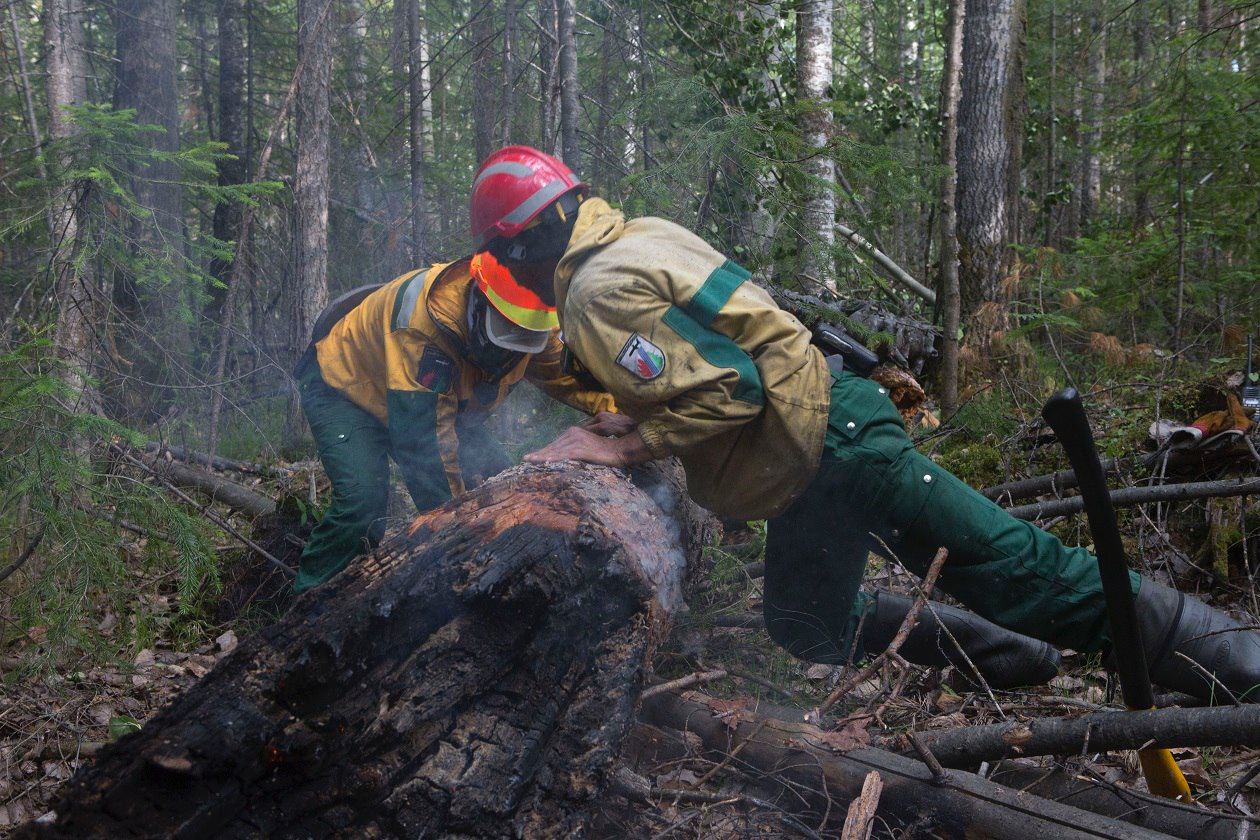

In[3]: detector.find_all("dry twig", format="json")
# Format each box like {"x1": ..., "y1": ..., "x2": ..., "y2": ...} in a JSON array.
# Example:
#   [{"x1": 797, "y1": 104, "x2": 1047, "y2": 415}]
[{"x1": 811, "y1": 547, "x2": 948, "y2": 721}]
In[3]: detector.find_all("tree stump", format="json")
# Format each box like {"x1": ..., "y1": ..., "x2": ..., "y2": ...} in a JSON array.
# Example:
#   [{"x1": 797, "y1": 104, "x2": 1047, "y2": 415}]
[{"x1": 26, "y1": 462, "x2": 715, "y2": 838}]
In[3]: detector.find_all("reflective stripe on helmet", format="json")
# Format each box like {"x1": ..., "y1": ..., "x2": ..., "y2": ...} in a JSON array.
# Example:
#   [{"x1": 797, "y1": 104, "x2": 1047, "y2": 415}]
[
  {"x1": 472, "y1": 160, "x2": 535, "y2": 191},
  {"x1": 499, "y1": 179, "x2": 572, "y2": 228}
]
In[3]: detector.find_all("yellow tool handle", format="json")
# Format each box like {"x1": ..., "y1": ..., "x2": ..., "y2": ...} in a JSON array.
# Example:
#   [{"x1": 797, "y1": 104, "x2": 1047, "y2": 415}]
[{"x1": 1137, "y1": 746, "x2": 1193, "y2": 801}]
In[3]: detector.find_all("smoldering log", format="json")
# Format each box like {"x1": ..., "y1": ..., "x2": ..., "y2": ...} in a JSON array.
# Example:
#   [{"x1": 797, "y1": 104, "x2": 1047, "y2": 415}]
[
  {"x1": 908, "y1": 704, "x2": 1260, "y2": 768},
  {"x1": 24, "y1": 461, "x2": 715, "y2": 838},
  {"x1": 639, "y1": 691, "x2": 1179, "y2": 840}
]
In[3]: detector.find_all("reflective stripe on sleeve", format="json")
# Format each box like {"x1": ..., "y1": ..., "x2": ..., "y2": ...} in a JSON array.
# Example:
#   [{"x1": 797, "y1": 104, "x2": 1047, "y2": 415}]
[{"x1": 686, "y1": 259, "x2": 752, "y2": 327}]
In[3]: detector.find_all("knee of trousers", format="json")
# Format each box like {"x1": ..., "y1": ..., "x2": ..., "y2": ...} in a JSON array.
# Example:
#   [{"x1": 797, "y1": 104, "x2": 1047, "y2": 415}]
[{"x1": 326, "y1": 478, "x2": 389, "y2": 531}]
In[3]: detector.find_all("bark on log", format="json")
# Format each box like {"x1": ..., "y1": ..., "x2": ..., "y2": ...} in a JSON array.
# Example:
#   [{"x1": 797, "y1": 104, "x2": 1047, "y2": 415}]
[
  {"x1": 25, "y1": 462, "x2": 714, "y2": 838},
  {"x1": 639, "y1": 691, "x2": 1178, "y2": 839},
  {"x1": 909, "y1": 704, "x2": 1260, "y2": 768},
  {"x1": 1006, "y1": 476, "x2": 1260, "y2": 521}
]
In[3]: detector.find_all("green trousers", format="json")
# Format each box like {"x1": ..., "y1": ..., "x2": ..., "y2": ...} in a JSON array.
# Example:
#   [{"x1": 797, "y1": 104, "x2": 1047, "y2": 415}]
[
  {"x1": 294, "y1": 354, "x2": 512, "y2": 592},
  {"x1": 763, "y1": 370, "x2": 1139, "y2": 663},
  {"x1": 294, "y1": 355, "x2": 394, "y2": 592}
]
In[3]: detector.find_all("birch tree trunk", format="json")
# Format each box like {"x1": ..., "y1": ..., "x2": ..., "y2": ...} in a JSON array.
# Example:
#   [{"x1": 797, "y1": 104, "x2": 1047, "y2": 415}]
[
  {"x1": 45, "y1": 0, "x2": 96, "y2": 415},
  {"x1": 939, "y1": 0, "x2": 966, "y2": 417},
  {"x1": 795, "y1": 0, "x2": 836, "y2": 289},
  {"x1": 558, "y1": 0, "x2": 580, "y2": 169},
  {"x1": 955, "y1": 0, "x2": 1026, "y2": 326},
  {"x1": 406, "y1": 0, "x2": 429, "y2": 262},
  {"x1": 288, "y1": 0, "x2": 333, "y2": 437}
]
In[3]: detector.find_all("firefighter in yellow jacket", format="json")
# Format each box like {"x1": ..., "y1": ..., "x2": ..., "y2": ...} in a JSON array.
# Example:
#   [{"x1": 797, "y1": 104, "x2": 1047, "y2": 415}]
[
  {"x1": 470, "y1": 145, "x2": 1260, "y2": 702},
  {"x1": 294, "y1": 232, "x2": 614, "y2": 591}
]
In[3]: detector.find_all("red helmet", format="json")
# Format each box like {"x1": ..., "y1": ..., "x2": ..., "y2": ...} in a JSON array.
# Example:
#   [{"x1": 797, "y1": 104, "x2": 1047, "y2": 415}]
[{"x1": 470, "y1": 145, "x2": 586, "y2": 247}]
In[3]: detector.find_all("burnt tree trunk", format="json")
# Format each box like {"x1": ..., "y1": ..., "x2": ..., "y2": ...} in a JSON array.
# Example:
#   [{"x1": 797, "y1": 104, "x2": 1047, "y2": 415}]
[{"x1": 26, "y1": 462, "x2": 714, "y2": 838}]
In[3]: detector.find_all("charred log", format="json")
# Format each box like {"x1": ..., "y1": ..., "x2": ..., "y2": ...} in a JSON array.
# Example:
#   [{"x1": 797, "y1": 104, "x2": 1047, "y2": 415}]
[{"x1": 25, "y1": 462, "x2": 715, "y2": 838}]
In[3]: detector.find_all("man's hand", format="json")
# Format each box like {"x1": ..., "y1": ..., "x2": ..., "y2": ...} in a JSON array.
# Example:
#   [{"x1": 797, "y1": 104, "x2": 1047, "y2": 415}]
[
  {"x1": 581, "y1": 411, "x2": 638, "y2": 437},
  {"x1": 524, "y1": 425, "x2": 653, "y2": 468}
]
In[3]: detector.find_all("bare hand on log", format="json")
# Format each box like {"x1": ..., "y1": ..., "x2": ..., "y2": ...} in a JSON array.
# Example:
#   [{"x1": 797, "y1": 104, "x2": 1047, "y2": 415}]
[
  {"x1": 581, "y1": 410, "x2": 638, "y2": 437},
  {"x1": 524, "y1": 424, "x2": 653, "y2": 467}
]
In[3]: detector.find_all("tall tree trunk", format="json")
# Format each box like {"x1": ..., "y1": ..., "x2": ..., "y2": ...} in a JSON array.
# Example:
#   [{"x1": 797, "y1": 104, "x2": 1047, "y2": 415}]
[
  {"x1": 1042, "y1": 0, "x2": 1057, "y2": 245},
  {"x1": 1077, "y1": 7, "x2": 1105, "y2": 230},
  {"x1": 112, "y1": 0, "x2": 185, "y2": 413},
  {"x1": 343, "y1": 0, "x2": 375, "y2": 215},
  {"x1": 471, "y1": 0, "x2": 496, "y2": 164},
  {"x1": 500, "y1": 0, "x2": 517, "y2": 143},
  {"x1": 1132, "y1": 1, "x2": 1153, "y2": 227},
  {"x1": 210, "y1": 0, "x2": 248, "y2": 331},
  {"x1": 857, "y1": 0, "x2": 875, "y2": 91},
  {"x1": 939, "y1": 0, "x2": 966, "y2": 418},
  {"x1": 795, "y1": 0, "x2": 835, "y2": 289},
  {"x1": 557, "y1": 0, "x2": 580, "y2": 169},
  {"x1": 538, "y1": 0, "x2": 559, "y2": 153},
  {"x1": 45, "y1": 0, "x2": 96, "y2": 414},
  {"x1": 406, "y1": 0, "x2": 429, "y2": 263},
  {"x1": 288, "y1": 0, "x2": 334, "y2": 439},
  {"x1": 389, "y1": 0, "x2": 412, "y2": 273},
  {"x1": 955, "y1": 0, "x2": 1026, "y2": 327}
]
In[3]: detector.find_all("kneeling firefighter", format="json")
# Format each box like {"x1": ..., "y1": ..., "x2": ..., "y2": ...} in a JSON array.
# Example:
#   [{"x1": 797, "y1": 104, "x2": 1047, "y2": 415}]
[
  {"x1": 294, "y1": 211, "x2": 614, "y2": 592},
  {"x1": 488, "y1": 144, "x2": 1260, "y2": 702}
]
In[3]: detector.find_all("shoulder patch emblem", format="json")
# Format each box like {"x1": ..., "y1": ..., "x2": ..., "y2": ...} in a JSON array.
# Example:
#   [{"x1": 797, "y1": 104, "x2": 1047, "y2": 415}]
[
  {"x1": 616, "y1": 333, "x2": 666, "y2": 380},
  {"x1": 416, "y1": 346, "x2": 455, "y2": 393}
]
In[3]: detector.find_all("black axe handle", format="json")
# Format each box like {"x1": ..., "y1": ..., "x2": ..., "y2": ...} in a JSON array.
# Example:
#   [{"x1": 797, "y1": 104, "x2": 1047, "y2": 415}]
[{"x1": 1041, "y1": 387, "x2": 1154, "y2": 710}]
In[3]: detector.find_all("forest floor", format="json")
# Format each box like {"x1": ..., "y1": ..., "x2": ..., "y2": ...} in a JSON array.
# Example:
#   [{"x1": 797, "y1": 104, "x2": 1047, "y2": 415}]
[{"x1": 2, "y1": 374, "x2": 1258, "y2": 836}]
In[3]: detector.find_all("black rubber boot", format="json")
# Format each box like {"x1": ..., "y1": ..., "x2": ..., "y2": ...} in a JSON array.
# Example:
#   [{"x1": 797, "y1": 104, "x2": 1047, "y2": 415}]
[
  {"x1": 858, "y1": 591, "x2": 1062, "y2": 689},
  {"x1": 1133, "y1": 578, "x2": 1260, "y2": 703}
]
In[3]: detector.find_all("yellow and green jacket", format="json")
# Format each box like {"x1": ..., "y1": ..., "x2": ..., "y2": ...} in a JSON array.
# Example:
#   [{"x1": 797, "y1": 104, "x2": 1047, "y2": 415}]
[
  {"x1": 314, "y1": 259, "x2": 616, "y2": 508},
  {"x1": 554, "y1": 199, "x2": 832, "y2": 520}
]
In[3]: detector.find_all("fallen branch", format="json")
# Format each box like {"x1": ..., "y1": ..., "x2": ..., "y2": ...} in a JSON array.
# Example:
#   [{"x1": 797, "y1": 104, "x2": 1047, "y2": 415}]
[
  {"x1": 983, "y1": 455, "x2": 1147, "y2": 503},
  {"x1": 641, "y1": 669, "x2": 727, "y2": 700},
  {"x1": 134, "y1": 449, "x2": 276, "y2": 517},
  {"x1": 834, "y1": 222, "x2": 937, "y2": 304},
  {"x1": 908, "y1": 703, "x2": 1260, "y2": 768},
  {"x1": 813, "y1": 547, "x2": 948, "y2": 720},
  {"x1": 986, "y1": 760, "x2": 1251, "y2": 840},
  {"x1": 1005, "y1": 476, "x2": 1260, "y2": 521},
  {"x1": 0, "y1": 524, "x2": 46, "y2": 587},
  {"x1": 143, "y1": 442, "x2": 290, "y2": 477},
  {"x1": 113, "y1": 446, "x2": 290, "y2": 578},
  {"x1": 640, "y1": 691, "x2": 1178, "y2": 839}
]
